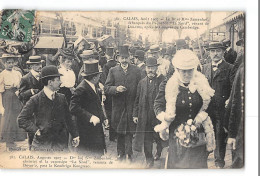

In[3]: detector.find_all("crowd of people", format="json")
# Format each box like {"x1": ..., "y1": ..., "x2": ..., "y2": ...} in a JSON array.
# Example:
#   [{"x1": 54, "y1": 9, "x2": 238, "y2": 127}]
[{"x1": 0, "y1": 28, "x2": 244, "y2": 169}]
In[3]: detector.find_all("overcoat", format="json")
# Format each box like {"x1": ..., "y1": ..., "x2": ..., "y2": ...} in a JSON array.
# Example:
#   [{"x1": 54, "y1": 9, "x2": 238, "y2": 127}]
[
  {"x1": 202, "y1": 60, "x2": 233, "y2": 126},
  {"x1": 70, "y1": 80, "x2": 106, "y2": 153},
  {"x1": 18, "y1": 90, "x2": 78, "y2": 151},
  {"x1": 132, "y1": 75, "x2": 164, "y2": 152},
  {"x1": 18, "y1": 72, "x2": 43, "y2": 104},
  {"x1": 104, "y1": 64, "x2": 141, "y2": 134}
]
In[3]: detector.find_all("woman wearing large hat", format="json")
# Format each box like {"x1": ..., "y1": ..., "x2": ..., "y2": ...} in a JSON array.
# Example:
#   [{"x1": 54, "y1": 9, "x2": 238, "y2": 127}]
[
  {"x1": 0, "y1": 54, "x2": 27, "y2": 148},
  {"x1": 154, "y1": 49, "x2": 215, "y2": 168}
]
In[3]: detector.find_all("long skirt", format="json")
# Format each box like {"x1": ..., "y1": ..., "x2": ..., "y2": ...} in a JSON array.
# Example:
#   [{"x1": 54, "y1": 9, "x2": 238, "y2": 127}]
[
  {"x1": 167, "y1": 133, "x2": 208, "y2": 169},
  {"x1": 0, "y1": 88, "x2": 27, "y2": 143}
]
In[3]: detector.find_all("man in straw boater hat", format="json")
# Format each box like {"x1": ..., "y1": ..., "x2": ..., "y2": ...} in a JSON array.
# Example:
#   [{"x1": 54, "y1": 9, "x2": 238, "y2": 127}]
[
  {"x1": 70, "y1": 60, "x2": 107, "y2": 156},
  {"x1": 202, "y1": 41, "x2": 233, "y2": 168},
  {"x1": 18, "y1": 65, "x2": 80, "y2": 152},
  {"x1": 18, "y1": 55, "x2": 44, "y2": 150},
  {"x1": 132, "y1": 57, "x2": 165, "y2": 167},
  {"x1": 105, "y1": 45, "x2": 141, "y2": 162}
]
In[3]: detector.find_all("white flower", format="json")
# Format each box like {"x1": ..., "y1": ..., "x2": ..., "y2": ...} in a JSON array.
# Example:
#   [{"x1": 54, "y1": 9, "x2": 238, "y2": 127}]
[
  {"x1": 187, "y1": 119, "x2": 193, "y2": 126},
  {"x1": 184, "y1": 138, "x2": 190, "y2": 144},
  {"x1": 179, "y1": 134, "x2": 186, "y2": 140},
  {"x1": 191, "y1": 125, "x2": 196, "y2": 131},
  {"x1": 178, "y1": 124, "x2": 184, "y2": 132},
  {"x1": 185, "y1": 125, "x2": 190, "y2": 133},
  {"x1": 175, "y1": 132, "x2": 180, "y2": 137}
]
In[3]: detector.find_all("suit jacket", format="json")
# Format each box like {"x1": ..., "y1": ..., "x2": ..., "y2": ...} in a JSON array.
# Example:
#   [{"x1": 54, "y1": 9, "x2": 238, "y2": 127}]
[
  {"x1": 18, "y1": 72, "x2": 43, "y2": 104},
  {"x1": 202, "y1": 60, "x2": 233, "y2": 125},
  {"x1": 224, "y1": 47, "x2": 237, "y2": 65},
  {"x1": 104, "y1": 64, "x2": 141, "y2": 134},
  {"x1": 133, "y1": 75, "x2": 164, "y2": 151},
  {"x1": 70, "y1": 80, "x2": 106, "y2": 152},
  {"x1": 18, "y1": 90, "x2": 78, "y2": 151},
  {"x1": 100, "y1": 60, "x2": 117, "y2": 84}
]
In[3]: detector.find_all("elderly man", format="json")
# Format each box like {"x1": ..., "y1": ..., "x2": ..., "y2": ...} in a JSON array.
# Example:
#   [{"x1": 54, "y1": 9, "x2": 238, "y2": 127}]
[
  {"x1": 105, "y1": 45, "x2": 141, "y2": 161},
  {"x1": 202, "y1": 41, "x2": 233, "y2": 168},
  {"x1": 18, "y1": 66, "x2": 80, "y2": 152},
  {"x1": 132, "y1": 57, "x2": 165, "y2": 167}
]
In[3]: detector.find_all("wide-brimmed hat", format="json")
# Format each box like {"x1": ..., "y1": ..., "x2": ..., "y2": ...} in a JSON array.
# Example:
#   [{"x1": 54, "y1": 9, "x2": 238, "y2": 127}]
[
  {"x1": 207, "y1": 41, "x2": 227, "y2": 50},
  {"x1": 26, "y1": 56, "x2": 42, "y2": 64},
  {"x1": 0, "y1": 53, "x2": 20, "y2": 62},
  {"x1": 81, "y1": 60, "x2": 102, "y2": 77},
  {"x1": 134, "y1": 50, "x2": 145, "y2": 61},
  {"x1": 146, "y1": 57, "x2": 159, "y2": 67},
  {"x1": 172, "y1": 49, "x2": 200, "y2": 70},
  {"x1": 118, "y1": 46, "x2": 130, "y2": 58},
  {"x1": 80, "y1": 49, "x2": 94, "y2": 59},
  {"x1": 236, "y1": 29, "x2": 244, "y2": 46},
  {"x1": 149, "y1": 45, "x2": 160, "y2": 54},
  {"x1": 40, "y1": 65, "x2": 63, "y2": 79}
]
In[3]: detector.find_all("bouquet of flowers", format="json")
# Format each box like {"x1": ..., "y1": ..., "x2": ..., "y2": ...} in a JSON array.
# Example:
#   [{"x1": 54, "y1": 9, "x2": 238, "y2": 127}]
[{"x1": 174, "y1": 119, "x2": 199, "y2": 148}]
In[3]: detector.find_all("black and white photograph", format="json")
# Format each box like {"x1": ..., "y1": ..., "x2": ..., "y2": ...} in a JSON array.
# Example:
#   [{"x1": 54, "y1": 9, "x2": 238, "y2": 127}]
[{"x1": 0, "y1": 10, "x2": 247, "y2": 170}]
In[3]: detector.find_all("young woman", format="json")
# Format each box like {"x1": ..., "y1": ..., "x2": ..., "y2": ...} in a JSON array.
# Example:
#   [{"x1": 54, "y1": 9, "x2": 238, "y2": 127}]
[
  {"x1": 154, "y1": 49, "x2": 215, "y2": 168},
  {"x1": 0, "y1": 54, "x2": 26, "y2": 148}
]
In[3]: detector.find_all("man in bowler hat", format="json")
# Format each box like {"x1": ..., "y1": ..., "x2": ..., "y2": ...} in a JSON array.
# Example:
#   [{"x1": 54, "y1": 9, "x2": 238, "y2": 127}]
[
  {"x1": 133, "y1": 50, "x2": 146, "y2": 79},
  {"x1": 132, "y1": 57, "x2": 165, "y2": 167},
  {"x1": 202, "y1": 41, "x2": 233, "y2": 168},
  {"x1": 70, "y1": 60, "x2": 107, "y2": 156},
  {"x1": 18, "y1": 65, "x2": 80, "y2": 151},
  {"x1": 105, "y1": 45, "x2": 141, "y2": 161}
]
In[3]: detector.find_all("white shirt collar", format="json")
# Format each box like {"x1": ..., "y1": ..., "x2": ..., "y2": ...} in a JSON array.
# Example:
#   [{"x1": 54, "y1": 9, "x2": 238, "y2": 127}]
[
  {"x1": 30, "y1": 69, "x2": 40, "y2": 80},
  {"x1": 43, "y1": 86, "x2": 55, "y2": 100},
  {"x1": 137, "y1": 62, "x2": 145, "y2": 68},
  {"x1": 121, "y1": 64, "x2": 129, "y2": 70},
  {"x1": 84, "y1": 79, "x2": 96, "y2": 93},
  {"x1": 212, "y1": 59, "x2": 223, "y2": 66}
]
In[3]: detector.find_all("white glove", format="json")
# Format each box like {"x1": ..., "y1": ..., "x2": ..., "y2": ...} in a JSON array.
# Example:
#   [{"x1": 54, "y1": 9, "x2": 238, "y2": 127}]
[
  {"x1": 90, "y1": 115, "x2": 100, "y2": 126},
  {"x1": 0, "y1": 106, "x2": 5, "y2": 115},
  {"x1": 72, "y1": 136, "x2": 80, "y2": 147},
  {"x1": 133, "y1": 117, "x2": 138, "y2": 124}
]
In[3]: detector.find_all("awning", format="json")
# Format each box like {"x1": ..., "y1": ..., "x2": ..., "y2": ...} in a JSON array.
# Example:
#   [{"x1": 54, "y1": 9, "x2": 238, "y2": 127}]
[{"x1": 223, "y1": 11, "x2": 245, "y2": 23}]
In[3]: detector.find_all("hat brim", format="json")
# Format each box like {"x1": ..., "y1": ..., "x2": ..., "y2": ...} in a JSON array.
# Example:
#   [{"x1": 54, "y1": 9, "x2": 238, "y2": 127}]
[
  {"x1": 26, "y1": 61, "x2": 42, "y2": 64},
  {"x1": 80, "y1": 54, "x2": 94, "y2": 58},
  {"x1": 145, "y1": 64, "x2": 159, "y2": 67},
  {"x1": 206, "y1": 46, "x2": 226, "y2": 51},
  {"x1": 40, "y1": 73, "x2": 63, "y2": 79},
  {"x1": 81, "y1": 71, "x2": 102, "y2": 77}
]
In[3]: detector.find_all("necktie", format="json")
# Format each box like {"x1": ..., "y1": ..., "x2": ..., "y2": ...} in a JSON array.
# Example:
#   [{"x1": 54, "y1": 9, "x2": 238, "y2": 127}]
[
  {"x1": 51, "y1": 92, "x2": 56, "y2": 100},
  {"x1": 212, "y1": 64, "x2": 218, "y2": 71}
]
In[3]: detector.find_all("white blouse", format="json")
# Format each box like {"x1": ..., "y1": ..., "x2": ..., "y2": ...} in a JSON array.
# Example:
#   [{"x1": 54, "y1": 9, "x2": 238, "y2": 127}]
[{"x1": 0, "y1": 69, "x2": 22, "y2": 93}]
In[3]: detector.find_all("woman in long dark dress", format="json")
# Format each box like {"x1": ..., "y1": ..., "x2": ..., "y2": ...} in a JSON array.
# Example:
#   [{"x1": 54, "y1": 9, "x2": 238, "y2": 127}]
[
  {"x1": 0, "y1": 54, "x2": 26, "y2": 148},
  {"x1": 154, "y1": 49, "x2": 215, "y2": 168}
]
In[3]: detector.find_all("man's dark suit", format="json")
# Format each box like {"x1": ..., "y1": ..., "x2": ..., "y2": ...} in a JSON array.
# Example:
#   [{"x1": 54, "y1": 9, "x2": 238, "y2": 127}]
[
  {"x1": 18, "y1": 72, "x2": 43, "y2": 104},
  {"x1": 18, "y1": 90, "x2": 78, "y2": 151},
  {"x1": 70, "y1": 80, "x2": 106, "y2": 155},
  {"x1": 18, "y1": 71, "x2": 43, "y2": 149},
  {"x1": 202, "y1": 60, "x2": 233, "y2": 168}
]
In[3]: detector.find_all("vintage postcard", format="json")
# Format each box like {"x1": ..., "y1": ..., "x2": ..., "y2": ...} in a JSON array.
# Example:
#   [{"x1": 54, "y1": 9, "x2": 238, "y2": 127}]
[{"x1": 0, "y1": 10, "x2": 245, "y2": 169}]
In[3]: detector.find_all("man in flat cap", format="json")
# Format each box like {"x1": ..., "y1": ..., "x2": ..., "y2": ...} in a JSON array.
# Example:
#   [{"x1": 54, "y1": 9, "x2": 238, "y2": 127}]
[
  {"x1": 70, "y1": 60, "x2": 106, "y2": 156},
  {"x1": 202, "y1": 41, "x2": 233, "y2": 168},
  {"x1": 18, "y1": 55, "x2": 44, "y2": 150},
  {"x1": 133, "y1": 57, "x2": 165, "y2": 167},
  {"x1": 105, "y1": 45, "x2": 141, "y2": 161},
  {"x1": 18, "y1": 65, "x2": 80, "y2": 152}
]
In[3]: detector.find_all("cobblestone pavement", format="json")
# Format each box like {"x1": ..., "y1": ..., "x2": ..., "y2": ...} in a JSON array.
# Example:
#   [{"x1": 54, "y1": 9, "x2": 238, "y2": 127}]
[{"x1": 0, "y1": 130, "x2": 232, "y2": 169}]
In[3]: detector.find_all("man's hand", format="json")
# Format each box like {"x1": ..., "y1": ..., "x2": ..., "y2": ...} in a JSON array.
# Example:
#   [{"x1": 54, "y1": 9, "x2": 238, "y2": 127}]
[
  {"x1": 72, "y1": 136, "x2": 80, "y2": 147},
  {"x1": 116, "y1": 86, "x2": 127, "y2": 93},
  {"x1": 0, "y1": 106, "x2": 5, "y2": 115},
  {"x1": 103, "y1": 119, "x2": 109, "y2": 128},
  {"x1": 133, "y1": 117, "x2": 138, "y2": 124},
  {"x1": 90, "y1": 116, "x2": 100, "y2": 126},
  {"x1": 227, "y1": 138, "x2": 236, "y2": 150},
  {"x1": 225, "y1": 99, "x2": 230, "y2": 108},
  {"x1": 102, "y1": 94, "x2": 106, "y2": 102}
]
